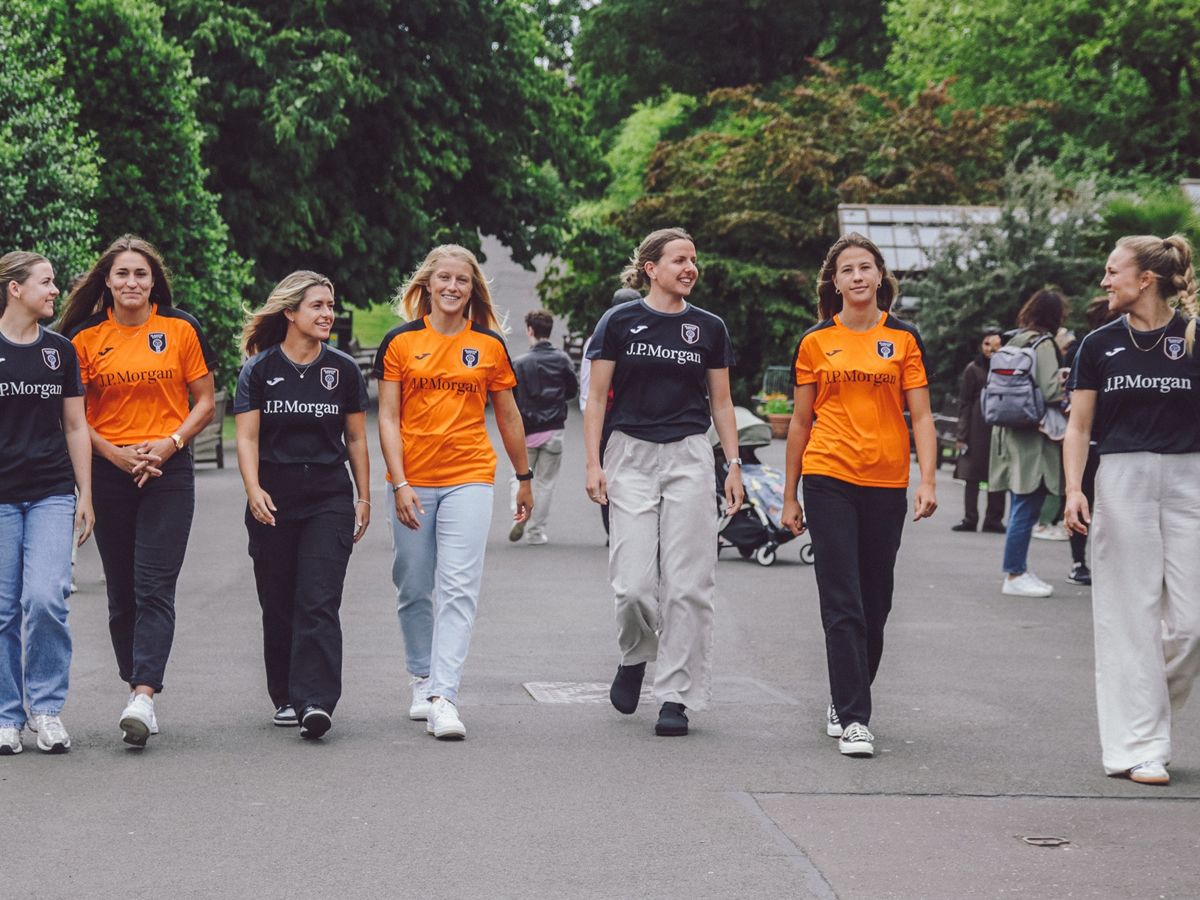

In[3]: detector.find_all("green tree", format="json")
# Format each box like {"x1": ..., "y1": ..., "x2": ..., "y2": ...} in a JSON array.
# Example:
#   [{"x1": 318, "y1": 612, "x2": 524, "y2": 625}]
[
  {"x1": 1101, "y1": 189, "x2": 1200, "y2": 251},
  {"x1": 0, "y1": 0, "x2": 99, "y2": 281},
  {"x1": 55, "y1": 0, "x2": 251, "y2": 381}
]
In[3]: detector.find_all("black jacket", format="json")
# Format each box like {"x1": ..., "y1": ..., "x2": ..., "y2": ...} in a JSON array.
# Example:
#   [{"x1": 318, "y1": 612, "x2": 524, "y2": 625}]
[{"x1": 513, "y1": 340, "x2": 579, "y2": 433}]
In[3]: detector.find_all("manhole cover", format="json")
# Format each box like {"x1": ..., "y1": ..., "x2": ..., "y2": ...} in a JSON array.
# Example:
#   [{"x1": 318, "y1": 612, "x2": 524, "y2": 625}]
[
  {"x1": 523, "y1": 681, "x2": 653, "y2": 704},
  {"x1": 1020, "y1": 836, "x2": 1070, "y2": 848}
]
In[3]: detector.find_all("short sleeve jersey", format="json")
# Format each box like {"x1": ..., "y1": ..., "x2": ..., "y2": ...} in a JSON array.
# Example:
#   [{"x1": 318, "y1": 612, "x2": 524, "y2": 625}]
[
  {"x1": 373, "y1": 317, "x2": 517, "y2": 486},
  {"x1": 0, "y1": 328, "x2": 84, "y2": 503},
  {"x1": 1069, "y1": 313, "x2": 1200, "y2": 455},
  {"x1": 234, "y1": 345, "x2": 368, "y2": 466},
  {"x1": 793, "y1": 312, "x2": 928, "y2": 488},
  {"x1": 585, "y1": 299, "x2": 735, "y2": 443},
  {"x1": 70, "y1": 305, "x2": 215, "y2": 445}
]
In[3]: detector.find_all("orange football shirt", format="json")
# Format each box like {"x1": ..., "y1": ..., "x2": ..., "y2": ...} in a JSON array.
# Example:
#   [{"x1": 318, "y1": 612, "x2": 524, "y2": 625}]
[
  {"x1": 373, "y1": 317, "x2": 517, "y2": 486},
  {"x1": 70, "y1": 305, "x2": 214, "y2": 445},
  {"x1": 792, "y1": 312, "x2": 928, "y2": 487}
]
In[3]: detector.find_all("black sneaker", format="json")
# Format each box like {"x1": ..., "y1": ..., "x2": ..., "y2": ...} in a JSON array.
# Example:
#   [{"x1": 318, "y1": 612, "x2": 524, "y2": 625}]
[
  {"x1": 1067, "y1": 563, "x2": 1092, "y2": 586},
  {"x1": 609, "y1": 662, "x2": 646, "y2": 714},
  {"x1": 981, "y1": 522, "x2": 1007, "y2": 534},
  {"x1": 273, "y1": 704, "x2": 299, "y2": 727},
  {"x1": 655, "y1": 702, "x2": 688, "y2": 736},
  {"x1": 951, "y1": 521, "x2": 976, "y2": 532},
  {"x1": 299, "y1": 706, "x2": 332, "y2": 739}
]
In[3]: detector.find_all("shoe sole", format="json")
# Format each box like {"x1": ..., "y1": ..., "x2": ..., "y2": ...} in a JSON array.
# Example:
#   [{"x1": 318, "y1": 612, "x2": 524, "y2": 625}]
[
  {"x1": 0, "y1": 744, "x2": 21, "y2": 755},
  {"x1": 839, "y1": 741, "x2": 874, "y2": 757},
  {"x1": 36, "y1": 737, "x2": 70, "y2": 754},
  {"x1": 826, "y1": 724, "x2": 843, "y2": 738},
  {"x1": 120, "y1": 716, "x2": 150, "y2": 747},
  {"x1": 1066, "y1": 578, "x2": 1091, "y2": 586},
  {"x1": 426, "y1": 721, "x2": 466, "y2": 740},
  {"x1": 409, "y1": 707, "x2": 430, "y2": 721},
  {"x1": 273, "y1": 718, "x2": 299, "y2": 727},
  {"x1": 654, "y1": 724, "x2": 688, "y2": 736},
  {"x1": 508, "y1": 525, "x2": 524, "y2": 542},
  {"x1": 299, "y1": 712, "x2": 331, "y2": 739},
  {"x1": 1129, "y1": 772, "x2": 1170, "y2": 785}
]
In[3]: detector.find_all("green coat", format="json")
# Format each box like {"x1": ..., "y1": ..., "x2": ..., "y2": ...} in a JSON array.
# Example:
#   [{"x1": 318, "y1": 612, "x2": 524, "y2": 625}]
[{"x1": 987, "y1": 329, "x2": 1064, "y2": 495}]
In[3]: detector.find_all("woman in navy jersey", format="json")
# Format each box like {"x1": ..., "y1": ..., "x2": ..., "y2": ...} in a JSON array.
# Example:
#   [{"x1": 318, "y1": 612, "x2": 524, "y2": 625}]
[
  {"x1": 583, "y1": 227, "x2": 743, "y2": 738},
  {"x1": 1065, "y1": 234, "x2": 1200, "y2": 786},
  {"x1": 0, "y1": 253, "x2": 93, "y2": 755},
  {"x1": 235, "y1": 271, "x2": 370, "y2": 740}
]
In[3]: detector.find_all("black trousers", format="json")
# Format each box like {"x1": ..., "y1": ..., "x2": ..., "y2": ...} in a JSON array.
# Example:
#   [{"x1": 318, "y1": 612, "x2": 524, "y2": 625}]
[
  {"x1": 1069, "y1": 448, "x2": 1100, "y2": 566},
  {"x1": 963, "y1": 482, "x2": 1005, "y2": 529},
  {"x1": 803, "y1": 475, "x2": 907, "y2": 729},
  {"x1": 92, "y1": 451, "x2": 196, "y2": 692},
  {"x1": 246, "y1": 463, "x2": 354, "y2": 714}
]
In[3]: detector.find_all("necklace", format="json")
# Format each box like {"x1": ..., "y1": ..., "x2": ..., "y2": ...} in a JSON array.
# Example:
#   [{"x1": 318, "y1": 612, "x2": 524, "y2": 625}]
[
  {"x1": 281, "y1": 345, "x2": 322, "y2": 378},
  {"x1": 1124, "y1": 313, "x2": 1173, "y2": 353}
]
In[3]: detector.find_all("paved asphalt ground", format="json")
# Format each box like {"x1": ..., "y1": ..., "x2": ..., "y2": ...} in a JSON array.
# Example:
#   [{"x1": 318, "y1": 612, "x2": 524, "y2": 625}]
[{"x1": 5, "y1": 244, "x2": 1199, "y2": 898}]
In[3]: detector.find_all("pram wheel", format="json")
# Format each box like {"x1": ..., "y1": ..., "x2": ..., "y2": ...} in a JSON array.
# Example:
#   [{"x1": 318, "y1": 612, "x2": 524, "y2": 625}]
[
  {"x1": 754, "y1": 545, "x2": 776, "y2": 567},
  {"x1": 799, "y1": 542, "x2": 815, "y2": 565},
  {"x1": 737, "y1": 546, "x2": 754, "y2": 559}
]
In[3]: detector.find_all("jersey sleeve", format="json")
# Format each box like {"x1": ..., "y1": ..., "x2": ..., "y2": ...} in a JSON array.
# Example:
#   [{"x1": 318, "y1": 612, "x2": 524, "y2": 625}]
[
  {"x1": 792, "y1": 336, "x2": 817, "y2": 387},
  {"x1": 488, "y1": 341, "x2": 518, "y2": 392},
  {"x1": 1069, "y1": 334, "x2": 1101, "y2": 390},
  {"x1": 901, "y1": 331, "x2": 929, "y2": 390},
  {"x1": 585, "y1": 309, "x2": 619, "y2": 361},
  {"x1": 232, "y1": 356, "x2": 262, "y2": 414},
  {"x1": 180, "y1": 319, "x2": 213, "y2": 383},
  {"x1": 71, "y1": 332, "x2": 93, "y2": 385},
  {"x1": 709, "y1": 322, "x2": 736, "y2": 368},
  {"x1": 62, "y1": 341, "x2": 84, "y2": 397},
  {"x1": 347, "y1": 361, "x2": 368, "y2": 413},
  {"x1": 375, "y1": 332, "x2": 404, "y2": 382}
]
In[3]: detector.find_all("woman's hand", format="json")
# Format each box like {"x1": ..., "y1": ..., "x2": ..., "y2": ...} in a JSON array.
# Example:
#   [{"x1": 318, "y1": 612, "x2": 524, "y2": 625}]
[
  {"x1": 514, "y1": 482, "x2": 534, "y2": 522},
  {"x1": 105, "y1": 443, "x2": 146, "y2": 476},
  {"x1": 781, "y1": 497, "x2": 805, "y2": 536},
  {"x1": 1064, "y1": 489, "x2": 1090, "y2": 535},
  {"x1": 353, "y1": 499, "x2": 371, "y2": 543},
  {"x1": 75, "y1": 496, "x2": 95, "y2": 546},
  {"x1": 912, "y1": 482, "x2": 937, "y2": 521},
  {"x1": 131, "y1": 437, "x2": 176, "y2": 486},
  {"x1": 247, "y1": 487, "x2": 277, "y2": 526},
  {"x1": 393, "y1": 484, "x2": 424, "y2": 530},
  {"x1": 586, "y1": 462, "x2": 607, "y2": 505},
  {"x1": 723, "y1": 467, "x2": 744, "y2": 515}
]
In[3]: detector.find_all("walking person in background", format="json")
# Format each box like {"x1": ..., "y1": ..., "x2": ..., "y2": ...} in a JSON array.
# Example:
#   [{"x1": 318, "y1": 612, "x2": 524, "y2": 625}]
[
  {"x1": 951, "y1": 329, "x2": 1006, "y2": 533},
  {"x1": 376, "y1": 245, "x2": 532, "y2": 740},
  {"x1": 235, "y1": 271, "x2": 370, "y2": 740},
  {"x1": 989, "y1": 289, "x2": 1067, "y2": 598},
  {"x1": 0, "y1": 253, "x2": 94, "y2": 755},
  {"x1": 508, "y1": 309, "x2": 577, "y2": 546},
  {"x1": 584, "y1": 227, "x2": 743, "y2": 738},
  {"x1": 58, "y1": 235, "x2": 216, "y2": 748},
  {"x1": 781, "y1": 232, "x2": 938, "y2": 759},
  {"x1": 1065, "y1": 235, "x2": 1200, "y2": 786}
]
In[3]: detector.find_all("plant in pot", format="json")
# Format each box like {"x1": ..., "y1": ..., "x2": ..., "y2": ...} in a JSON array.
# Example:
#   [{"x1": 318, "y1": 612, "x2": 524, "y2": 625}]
[{"x1": 760, "y1": 393, "x2": 794, "y2": 439}]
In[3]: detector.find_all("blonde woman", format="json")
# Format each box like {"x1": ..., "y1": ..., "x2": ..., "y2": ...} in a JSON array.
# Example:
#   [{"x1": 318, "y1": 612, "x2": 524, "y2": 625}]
[
  {"x1": 373, "y1": 245, "x2": 531, "y2": 740},
  {"x1": 1065, "y1": 235, "x2": 1200, "y2": 786}
]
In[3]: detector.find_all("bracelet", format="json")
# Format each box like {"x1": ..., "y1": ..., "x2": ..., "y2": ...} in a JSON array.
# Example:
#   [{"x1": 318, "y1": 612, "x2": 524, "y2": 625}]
[
  {"x1": 355, "y1": 499, "x2": 371, "y2": 507},
  {"x1": 392, "y1": 481, "x2": 409, "y2": 493}
]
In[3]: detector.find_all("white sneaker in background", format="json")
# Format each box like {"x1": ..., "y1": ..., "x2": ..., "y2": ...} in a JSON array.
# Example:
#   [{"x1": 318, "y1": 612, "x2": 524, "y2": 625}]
[
  {"x1": 826, "y1": 703, "x2": 843, "y2": 738},
  {"x1": 31, "y1": 714, "x2": 70, "y2": 753},
  {"x1": 426, "y1": 697, "x2": 466, "y2": 740},
  {"x1": 1032, "y1": 523, "x2": 1069, "y2": 541},
  {"x1": 119, "y1": 694, "x2": 156, "y2": 747},
  {"x1": 273, "y1": 705, "x2": 299, "y2": 727},
  {"x1": 409, "y1": 675, "x2": 432, "y2": 721},
  {"x1": 1128, "y1": 761, "x2": 1170, "y2": 785},
  {"x1": 0, "y1": 725, "x2": 22, "y2": 755},
  {"x1": 526, "y1": 529, "x2": 548, "y2": 545},
  {"x1": 1002, "y1": 573, "x2": 1054, "y2": 597}
]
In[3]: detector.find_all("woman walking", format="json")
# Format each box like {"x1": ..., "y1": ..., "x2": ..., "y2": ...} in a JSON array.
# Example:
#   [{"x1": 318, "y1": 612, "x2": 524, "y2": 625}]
[
  {"x1": 58, "y1": 235, "x2": 215, "y2": 747},
  {"x1": 781, "y1": 233, "x2": 937, "y2": 758},
  {"x1": 375, "y1": 245, "x2": 531, "y2": 740},
  {"x1": 0, "y1": 253, "x2": 94, "y2": 755},
  {"x1": 951, "y1": 329, "x2": 1005, "y2": 533},
  {"x1": 235, "y1": 271, "x2": 370, "y2": 740},
  {"x1": 990, "y1": 289, "x2": 1067, "y2": 598},
  {"x1": 1065, "y1": 234, "x2": 1200, "y2": 786},
  {"x1": 583, "y1": 227, "x2": 743, "y2": 737}
]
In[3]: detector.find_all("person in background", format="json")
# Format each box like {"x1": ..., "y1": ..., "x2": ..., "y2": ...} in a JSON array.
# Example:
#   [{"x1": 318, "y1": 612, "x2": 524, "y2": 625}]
[
  {"x1": 951, "y1": 329, "x2": 1006, "y2": 533},
  {"x1": 509, "y1": 309, "x2": 578, "y2": 545}
]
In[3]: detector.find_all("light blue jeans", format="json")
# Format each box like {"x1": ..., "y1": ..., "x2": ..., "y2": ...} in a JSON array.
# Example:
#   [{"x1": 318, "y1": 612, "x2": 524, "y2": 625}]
[
  {"x1": 388, "y1": 483, "x2": 493, "y2": 703},
  {"x1": 0, "y1": 494, "x2": 75, "y2": 727}
]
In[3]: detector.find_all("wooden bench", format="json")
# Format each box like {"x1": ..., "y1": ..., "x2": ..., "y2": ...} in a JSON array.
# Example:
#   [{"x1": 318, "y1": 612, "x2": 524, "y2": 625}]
[{"x1": 193, "y1": 389, "x2": 228, "y2": 468}]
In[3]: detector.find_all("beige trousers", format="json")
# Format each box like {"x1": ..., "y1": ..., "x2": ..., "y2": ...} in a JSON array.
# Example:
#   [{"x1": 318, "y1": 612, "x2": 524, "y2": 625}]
[
  {"x1": 1091, "y1": 451, "x2": 1200, "y2": 774},
  {"x1": 604, "y1": 430, "x2": 718, "y2": 710}
]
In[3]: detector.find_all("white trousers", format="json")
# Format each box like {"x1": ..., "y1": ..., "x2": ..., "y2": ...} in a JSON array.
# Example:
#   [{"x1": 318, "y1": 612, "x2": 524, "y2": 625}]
[
  {"x1": 1091, "y1": 451, "x2": 1200, "y2": 774},
  {"x1": 604, "y1": 430, "x2": 717, "y2": 710}
]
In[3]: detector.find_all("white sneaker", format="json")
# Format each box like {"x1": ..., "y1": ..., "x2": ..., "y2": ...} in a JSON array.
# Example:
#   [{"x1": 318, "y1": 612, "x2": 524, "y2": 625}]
[
  {"x1": 426, "y1": 697, "x2": 466, "y2": 740},
  {"x1": 838, "y1": 722, "x2": 875, "y2": 757},
  {"x1": 119, "y1": 694, "x2": 156, "y2": 747},
  {"x1": 273, "y1": 705, "x2": 299, "y2": 727},
  {"x1": 1032, "y1": 523, "x2": 1069, "y2": 541},
  {"x1": 409, "y1": 675, "x2": 432, "y2": 721},
  {"x1": 129, "y1": 691, "x2": 159, "y2": 734},
  {"x1": 0, "y1": 725, "x2": 22, "y2": 755},
  {"x1": 31, "y1": 714, "x2": 70, "y2": 753},
  {"x1": 1002, "y1": 573, "x2": 1054, "y2": 597},
  {"x1": 826, "y1": 703, "x2": 843, "y2": 738},
  {"x1": 1128, "y1": 761, "x2": 1170, "y2": 785},
  {"x1": 526, "y1": 530, "x2": 549, "y2": 545},
  {"x1": 1027, "y1": 571, "x2": 1053, "y2": 591}
]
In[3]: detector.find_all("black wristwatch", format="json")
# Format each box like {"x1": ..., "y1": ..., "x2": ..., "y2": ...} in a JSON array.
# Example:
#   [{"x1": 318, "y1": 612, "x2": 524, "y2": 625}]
[{"x1": 515, "y1": 470, "x2": 534, "y2": 482}]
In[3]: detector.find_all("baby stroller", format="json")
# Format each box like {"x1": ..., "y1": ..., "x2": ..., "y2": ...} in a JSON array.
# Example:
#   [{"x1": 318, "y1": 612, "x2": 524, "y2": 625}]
[{"x1": 709, "y1": 407, "x2": 814, "y2": 567}]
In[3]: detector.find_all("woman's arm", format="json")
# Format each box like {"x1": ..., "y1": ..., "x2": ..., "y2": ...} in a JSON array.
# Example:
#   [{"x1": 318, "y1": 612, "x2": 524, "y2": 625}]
[
  {"x1": 906, "y1": 386, "x2": 938, "y2": 521},
  {"x1": 781, "y1": 383, "x2": 816, "y2": 535},
  {"x1": 378, "y1": 379, "x2": 424, "y2": 530},
  {"x1": 492, "y1": 388, "x2": 533, "y2": 522},
  {"x1": 62, "y1": 396, "x2": 94, "y2": 545},
  {"x1": 235, "y1": 410, "x2": 276, "y2": 526},
  {"x1": 1063, "y1": 389, "x2": 1096, "y2": 535},
  {"x1": 705, "y1": 368, "x2": 743, "y2": 514},
  {"x1": 583, "y1": 359, "x2": 615, "y2": 504},
  {"x1": 344, "y1": 411, "x2": 371, "y2": 542},
  {"x1": 132, "y1": 373, "x2": 217, "y2": 486}
]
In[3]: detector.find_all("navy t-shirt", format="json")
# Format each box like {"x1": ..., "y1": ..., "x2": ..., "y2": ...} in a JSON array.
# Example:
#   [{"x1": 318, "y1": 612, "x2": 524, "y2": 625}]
[
  {"x1": 585, "y1": 299, "x2": 735, "y2": 443},
  {"x1": 234, "y1": 344, "x2": 368, "y2": 466},
  {"x1": 1070, "y1": 313, "x2": 1200, "y2": 455},
  {"x1": 0, "y1": 327, "x2": 84, "y2": 502}
]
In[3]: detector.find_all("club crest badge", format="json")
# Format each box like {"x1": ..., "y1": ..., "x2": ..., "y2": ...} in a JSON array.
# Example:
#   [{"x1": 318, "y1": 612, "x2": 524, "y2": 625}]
[
  {"x1": 876, "y1": 340, "x2": 895, "y2": 359},
  {"x1": 681, "y1": 323, "x2": 700, "y2": 345},
  {"x1": 320, "y1": 367, "x2": 339, "y2": 390},
  {"x1": 148, "y1": 332, "x2": 167, "y2": 354},
  {"x1": 1165, "y1": 336, "x2": 1185, "y2": 361},
  {"x1": 41, "y1": 347, "x2": 61, "y2": 370},
  {"x1": 461, "y1": 347, "x2": 480, "y2": 368}
]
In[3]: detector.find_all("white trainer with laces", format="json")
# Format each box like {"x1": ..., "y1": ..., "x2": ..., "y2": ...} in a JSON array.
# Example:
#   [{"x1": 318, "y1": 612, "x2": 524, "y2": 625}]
[
  {"x1": 30, "y1": 714, "x2": 70, "y2": 753},
  {"x1": 0, "y1": 725, "x2": 22, "y2": 755},
  {"x1": 129, "y1": 692, "x2": 159, "y2": 734},
  {"x1": 838, "y1": 722, "x2": 875, "y2": 757},
  {"x1": 826, "y1": 703, "x2": 843, "y2": 738},
  {"x1": 1002, "y1": 573, "x2": 1053, "y2": 597},
  {"x1": 426, "y1": 697, "x2": 466, "y2": 740},
  {"x1": 1128, "y1": 761, "x2": 1170, "y2": 785},
  {"x1": 119, "y1": 694, "x2": 156, "y2": 747},
  {"x1": 409, "y1": 675, "x2": 432, "y2": 721}
]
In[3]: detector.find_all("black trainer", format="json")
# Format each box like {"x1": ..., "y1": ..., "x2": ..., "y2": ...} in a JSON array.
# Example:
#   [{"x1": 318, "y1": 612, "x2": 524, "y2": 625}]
[
  {"x1": 981, "y1": 522, "x2": 1007, "y2": 534},
  {"x1": 609, "y1": 662, "x2": 646, "y2": 714},
  {"x1": 655, "y1": 702, "x2": 688, "y2": 736},
  {"x1": 950, "y1": 520, "x2": 976, "y2": 532},
  {"x1": 299, "y1": 706, "x2": 332, "y2": 739},
  {"x1": 1067, "y1": 562, "x2": 1092, "y2": 586}
]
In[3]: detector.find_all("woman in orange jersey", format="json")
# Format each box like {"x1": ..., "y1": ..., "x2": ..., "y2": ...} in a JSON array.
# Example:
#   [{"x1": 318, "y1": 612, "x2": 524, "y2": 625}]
[
  {"x1": 781, "y1": 233, "x2": 938, "y2": 760},
  {"x1": 373, "y1": 245, "x2": 531, "y2": 741},
  {"x1": 58, "y1": 235, "x2": 215, "y2": 748}
]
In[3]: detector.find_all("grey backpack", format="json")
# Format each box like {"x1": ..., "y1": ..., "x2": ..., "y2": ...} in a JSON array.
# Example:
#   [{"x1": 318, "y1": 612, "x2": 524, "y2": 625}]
[{"x1": 980, "y1": 334, "x2": 1050, "y2": 428}]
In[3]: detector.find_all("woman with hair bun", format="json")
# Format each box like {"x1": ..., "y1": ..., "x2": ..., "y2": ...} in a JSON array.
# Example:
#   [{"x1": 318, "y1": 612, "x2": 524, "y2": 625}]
[
  {"x1": 781, "y1": 232, "x2": 937, "y2": 759},
  {"x1": 1065, "y1": 234, "x2": 1200, "y2": 786},
  {"x1": 583, "y1": 227, "x2": 743, "y2": 738},
  {"x1": 235, "y1": 271, "x2": 370, "y2": 740}
]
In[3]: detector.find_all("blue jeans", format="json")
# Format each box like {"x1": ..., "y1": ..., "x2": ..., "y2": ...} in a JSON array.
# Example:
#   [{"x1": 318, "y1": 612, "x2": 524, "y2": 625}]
[
  {"x1": 388, "y1": 483, "x2": 493, "y2": 703},
  {"x1": 1003, "y1": 485, "x2": 1048, "y2": 575},
  {"x1": 0, "y1": 494, "x2": 76, "y2": 727}
]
